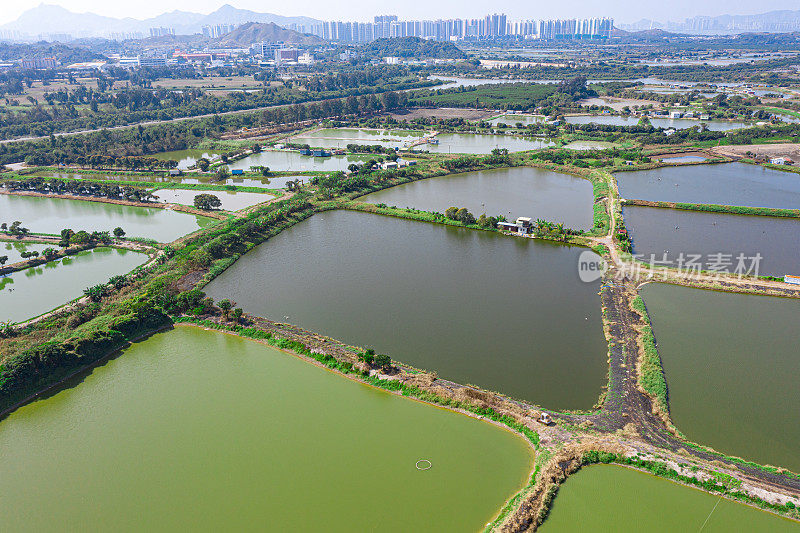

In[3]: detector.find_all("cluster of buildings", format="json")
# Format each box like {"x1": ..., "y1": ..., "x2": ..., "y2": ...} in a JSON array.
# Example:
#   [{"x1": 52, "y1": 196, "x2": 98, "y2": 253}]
[
  {"x1": 149, "y1": 27, "x2": 176, "y2": 38},
  {"x1": 202, "y1": 24, "x2": 237, "y2": 39},
  {"x1": 287, "y1": 14, "x2": 613, "y2": 43}
]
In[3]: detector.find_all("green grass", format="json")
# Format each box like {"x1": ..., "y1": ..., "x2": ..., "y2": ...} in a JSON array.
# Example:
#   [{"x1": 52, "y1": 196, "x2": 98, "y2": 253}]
[
  {"x1": 409, "y1": 83, "x2": 558, "y2": 110},
  {"x1": 631, "y1": 296, "x2": 669, "y2": 416},
  {"x1": 624, "y1": 199, "x2": 800, "y2": 219}
]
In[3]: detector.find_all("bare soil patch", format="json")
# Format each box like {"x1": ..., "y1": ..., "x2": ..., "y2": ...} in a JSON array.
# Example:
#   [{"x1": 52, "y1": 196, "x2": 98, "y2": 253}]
[{"x1": 711, "y1": 143, "x2": 800, "y2": 161}]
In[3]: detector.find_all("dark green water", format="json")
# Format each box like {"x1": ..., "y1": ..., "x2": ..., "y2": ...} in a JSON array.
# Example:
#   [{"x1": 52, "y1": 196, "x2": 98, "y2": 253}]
[
  {"x1": 205, "y1": 210, "x2": 607, "y2": 408},
  {"x1": 0, "y1": 326, "x2": 534, "y2": 532},
  {"x1": 624, "y1": 205, "x2": 800, "y2": 277},
  {"x1": 640, "y1": 283, "x2": 800, "y2": 473},
  {"x1": 360, "y1": 167, "x2": 594, "y2": 229},
  {"x1": 616, "y1": 162, "x2": 800, "y2": 208},
  {"x1": 540, "y1": 465, "x2": 799, "y2": 531},
  {"x1": 0, "y1": 247, "x2": 147, "y2": 323},
  {"x1": 0, "y1": 194, "x2": 216, "y2": 241}
]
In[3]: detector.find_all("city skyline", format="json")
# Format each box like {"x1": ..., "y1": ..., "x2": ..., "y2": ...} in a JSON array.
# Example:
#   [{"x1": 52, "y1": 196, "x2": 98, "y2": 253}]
[{"x1": 1, "y1": 0, "x2": 798, "y2": 27}]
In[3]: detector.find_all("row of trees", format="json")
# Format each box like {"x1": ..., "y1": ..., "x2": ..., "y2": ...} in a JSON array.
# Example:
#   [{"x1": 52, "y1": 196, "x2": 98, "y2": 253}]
[
  {"x1": 1, "y1": 91, "x2": 413, "y2": 167},
  {"x1": 0, "y1": 65, "x2": 423, "y2": 139},
  {"x1": 5, "y1": 178, "x2": 158, "y2": 203}
]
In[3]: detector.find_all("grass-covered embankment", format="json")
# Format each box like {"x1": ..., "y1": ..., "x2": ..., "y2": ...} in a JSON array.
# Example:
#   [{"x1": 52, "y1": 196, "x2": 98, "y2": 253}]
[
  {"x1": 621, "y1": 198, "x2": 800, "y2": 219},
  {"x1": 630, "y1": 295, "x2": 669, "y2": 420}
]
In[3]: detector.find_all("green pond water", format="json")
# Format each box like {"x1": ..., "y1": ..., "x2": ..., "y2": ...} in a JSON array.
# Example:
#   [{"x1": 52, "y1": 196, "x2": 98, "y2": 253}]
[
  {"x1": 640, "y1": 283, "x2": 800, "y2": 473},
  {"x1": 616, "y1": 162, "x2": 800, "y2": 208},
  {"x1": 0, "y1": 194, "x2": 216, "y2": 241},
  {"x1": 0, "y1": 240, "x2": 52, "y2": 264},
  {"x1": 360, "y1": 167, "x2": 594, "y2": 229},
  {"x1": 152, "y1": 188, "x2": 274, "y2": 211},
  {"x1": 0, "y1": 247, "x2": 147, "y2": 323},
  {"x1": 0, "y1": 326, "x2": 535, "y2": 532},
  {"x1": 540, "y1": 465, "x2": 799, "y2": 531},
  {"x1": 205, "y1": 210, "x2": 607, "y2": 408}
]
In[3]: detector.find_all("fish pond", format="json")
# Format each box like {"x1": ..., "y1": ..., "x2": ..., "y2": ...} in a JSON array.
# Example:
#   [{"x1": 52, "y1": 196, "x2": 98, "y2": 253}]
[
  {"x1": 413, "y1": 133, "x2": 554, "y2": 154},
  {"x1": 290, "y1": 128, "x2": 425, "y2": 149},
  {"x1": 623, "y1": 205, "x2": 800, "y2": 277},
  {"x1": 360, "y1": 166, "x2": 594, "y2": 229},
  {"x1": 616, "y1": 162, "x2": 800, "y2": 208},
  {"x1": 227, "y1": 150, "x2": 373, "y2": 172},
  {"x1": 153, "y1": 188, "x2": 275, "y2": 211},
  {"x1": 0, "y1": 241, "x2": 53, "y2": 265},
  {"x1": 639, "y1": 283, "x2": 800, "y2": 473},
  {"x1": 152, "y1": 149, "x2": 222, "y2": 170},
  {"x1": 206, "y1": 210, "x2": 607, "y2": 408},
  {"x1": 540, "y1": 465, "x2": 799, "y2": 532},
  {"x1": 565, "y1": 115, "x2": 750, "y2": 131},
  {"x1": 0, "y1": 194, "x2": 216, "y2": 241},
  {"x1": 0, "y1": 247, "x2": 147, "y2": 323},
  {"x1": 0, "y1": 326, "x2": 535, "y2": 532}
]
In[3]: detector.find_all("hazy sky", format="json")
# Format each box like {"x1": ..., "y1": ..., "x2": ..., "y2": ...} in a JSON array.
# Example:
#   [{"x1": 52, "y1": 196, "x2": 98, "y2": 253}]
[{"x1": 1, "y1": 0, "x2": 797, "y2": 25}]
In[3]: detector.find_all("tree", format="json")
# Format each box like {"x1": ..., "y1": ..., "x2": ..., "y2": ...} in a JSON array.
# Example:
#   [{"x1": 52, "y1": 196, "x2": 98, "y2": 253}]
[
  {"x1": 108, "y1": 275, "x2": 127, "y2": 289},
  {"x1": 215, "y1": 166, "x2": 230, "y2": 181},
  {"x1": 83, "y1": 284, "x2": 109, "y2": 302},
  {"x1": 194, "y1": 194, "x2": 222, "y2": 210},
  {"x1": 197, "y1": 157, "x2": 210, "y2": 172},
  {"x1": 455, "y1": 208, "x2": 476, "y2": 225},
  {"x1": 218, "y1": 298, "x2": 232, "y2": 318},
  {"x1": 70, "y1": 230, "x2": 91, "y2": 245},
  {"x1": 233, "y1": 308, "x2": 243, "y2": 323},
  {"x1": 0, "y1": 256, "x2": 7, "y2": 265},
  {"x1": 113, "y1": 227, "x2": 126, "y2": 239},
  {"x1": 59, "y1": 228, "x2": 74, "y2": 247},
  {"x1": 374, "y1": 354, "x2": 391, "y2": 369}
]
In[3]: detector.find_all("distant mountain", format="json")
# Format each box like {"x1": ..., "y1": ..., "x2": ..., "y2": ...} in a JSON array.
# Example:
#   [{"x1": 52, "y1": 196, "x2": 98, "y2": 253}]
[
  {"x1": 621, "y1": 10, "x2": 800, "y2": 34},
  {"x1": 215, "y1": 22, "x2": 324, "y2": 47},
  {"x1": 0, "y1": 3, "x2": 321, "y2": 40},
  {"x1": 197, "y1": 5, "x2": 318, "y2": 30}
]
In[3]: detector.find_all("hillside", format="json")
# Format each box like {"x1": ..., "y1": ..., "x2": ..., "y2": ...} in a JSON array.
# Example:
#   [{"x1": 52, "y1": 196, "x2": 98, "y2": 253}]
[
  {"x1": 361, "y1": 37, "x2": 467, "y2": 60},
  {"x1": 214, "y1": 22, "x2": 324, "y2": 47},
  {"x1": 0, "y1": 3, "x2": 320, "y2": 39}
]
